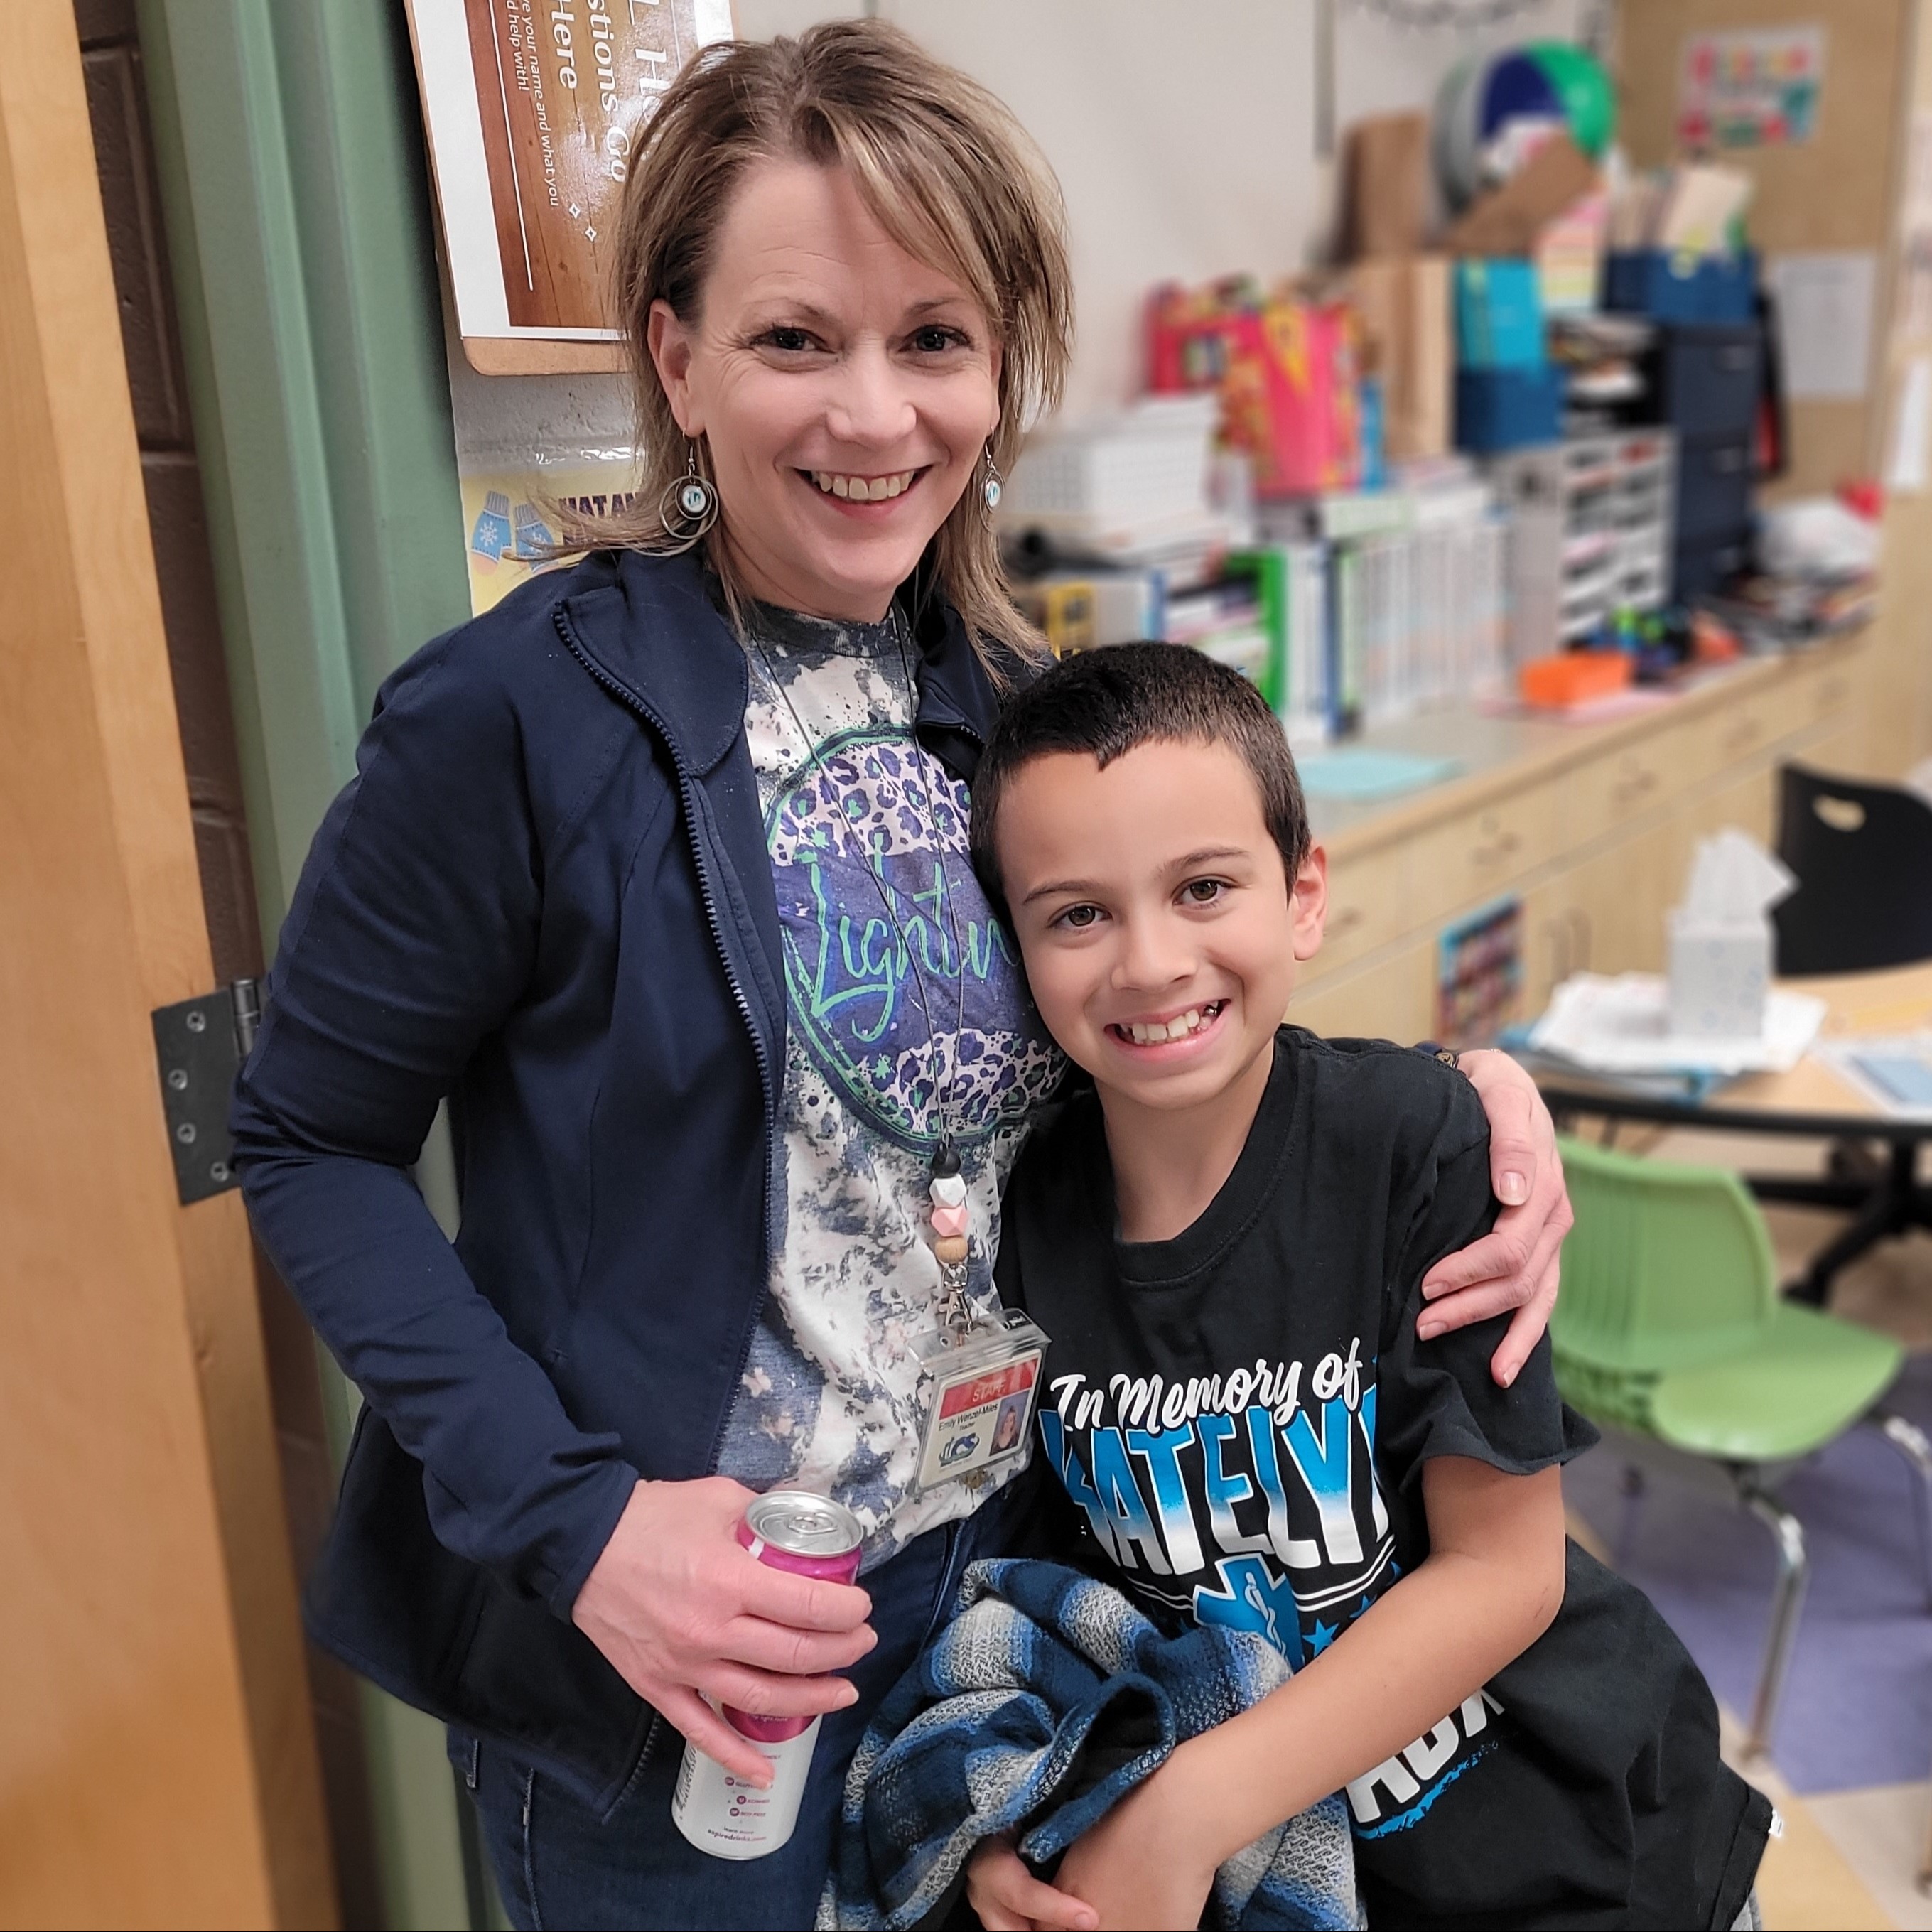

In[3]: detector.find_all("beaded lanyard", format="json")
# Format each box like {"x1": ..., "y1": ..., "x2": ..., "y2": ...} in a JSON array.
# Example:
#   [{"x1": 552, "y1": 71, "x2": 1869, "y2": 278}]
[{"x1": 748, "y1": 610, "x2": 980, "y2": 1343}]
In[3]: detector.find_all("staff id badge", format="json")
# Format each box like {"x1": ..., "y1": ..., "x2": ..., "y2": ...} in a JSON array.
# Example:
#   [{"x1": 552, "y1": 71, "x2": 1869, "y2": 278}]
[{"x1": 912, "y1": 1310, "x2": 1049, "y2": 1493}]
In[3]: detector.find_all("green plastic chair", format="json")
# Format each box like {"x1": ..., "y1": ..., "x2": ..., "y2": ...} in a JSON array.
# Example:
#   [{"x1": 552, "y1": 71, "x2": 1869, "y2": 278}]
[{"x1": 1553, "y1": 1134, "x2": 1929, "y2": 1755}]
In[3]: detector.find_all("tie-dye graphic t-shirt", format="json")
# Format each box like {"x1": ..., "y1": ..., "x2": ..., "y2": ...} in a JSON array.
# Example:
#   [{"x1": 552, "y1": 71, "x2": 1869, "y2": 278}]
[{"x1": 716, "y1": 604, "x2": 1063, "y2": 1565}]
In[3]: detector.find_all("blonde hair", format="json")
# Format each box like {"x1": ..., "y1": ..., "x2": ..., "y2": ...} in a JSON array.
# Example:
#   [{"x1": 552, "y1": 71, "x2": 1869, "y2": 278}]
[{"x1": 578, "y1": 20, "x2": 1072, "y2": 669}]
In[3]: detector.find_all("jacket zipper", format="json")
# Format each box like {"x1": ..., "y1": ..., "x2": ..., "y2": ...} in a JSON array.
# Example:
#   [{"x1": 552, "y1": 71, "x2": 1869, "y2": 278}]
[
  {"x1": 552, "y1": 610, "x2": 780, "y2": 1467},
  {"x1": 554, "y1": 603, "x2": 992, "y2": 1479}
]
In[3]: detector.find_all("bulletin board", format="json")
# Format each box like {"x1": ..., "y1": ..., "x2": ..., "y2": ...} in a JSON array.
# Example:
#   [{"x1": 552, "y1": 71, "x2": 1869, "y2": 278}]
[
  {"x1": 404, "y1": 0, "x2": 735, "y2": 373},
  {"x1": 1617, "y1": 0, "x2": 1911, "y2": 500}
]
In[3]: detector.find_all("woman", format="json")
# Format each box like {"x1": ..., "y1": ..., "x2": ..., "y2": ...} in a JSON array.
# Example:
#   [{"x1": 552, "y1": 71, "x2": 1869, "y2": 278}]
[{"x1": 233, "y1": 23, "x2": 1572, "y2": 1930}]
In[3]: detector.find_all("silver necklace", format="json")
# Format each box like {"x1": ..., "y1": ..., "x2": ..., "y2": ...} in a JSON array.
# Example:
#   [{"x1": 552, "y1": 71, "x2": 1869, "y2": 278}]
[{"x1": 748, "y1": 608, "x2": 979, "y2": 1335}]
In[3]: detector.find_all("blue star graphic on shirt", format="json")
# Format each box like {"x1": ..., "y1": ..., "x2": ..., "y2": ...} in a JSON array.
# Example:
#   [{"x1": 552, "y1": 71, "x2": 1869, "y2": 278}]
[
  {"x1": 1194, "y1": 1556, "x2": 1303, "y2": 1663},
  {"x1": 1307, "y1": 1617, "x2": 1339, "y2": 1655}
]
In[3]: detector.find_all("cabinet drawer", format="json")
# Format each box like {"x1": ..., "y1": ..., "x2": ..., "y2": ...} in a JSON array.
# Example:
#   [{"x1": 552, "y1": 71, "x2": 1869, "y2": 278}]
[
  {"x1": 1406, "y1": 782, "x2": 1560, "y2": 922},
  {"x1": 1675, "y1": 434, "x2": 1754, "y2": 539},
  {"x1": 1798, "y1": 657, "x2": 1857, "y2": 728},
  {"x1": 1565, "y1": 717, "x2": 1707, "y2": 841},
  {"x1": 1311, "y1": 838, "x2": 1407, "y2": 976},
  {"x1": 1692, "y1": 671, "x2": 1823, "y2": 770},
  {"x1": 1673, "y1": 530, "x2": 1752, "y2": 600},
  {"x1": 1658, "y1": 326, "x2": 1761, "y2": 438}
]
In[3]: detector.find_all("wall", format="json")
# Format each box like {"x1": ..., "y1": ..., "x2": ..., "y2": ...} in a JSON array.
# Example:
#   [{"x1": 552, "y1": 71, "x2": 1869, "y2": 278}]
[
  {"x1": 458, "y1": 0, "x2": 1588, "y2": 462},
  {"x1": 1618, "y1": 0, "x2": 1913, "y2": 505},
  {"x1": 1618, "y1": 0, "x2": 1930, "y2": 777}
]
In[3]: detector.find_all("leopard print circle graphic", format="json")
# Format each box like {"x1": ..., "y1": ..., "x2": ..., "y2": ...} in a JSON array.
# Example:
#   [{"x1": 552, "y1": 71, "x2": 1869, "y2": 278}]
[{"x1": 766, "y1": 725, "x2": 1061, "y2": 1154}]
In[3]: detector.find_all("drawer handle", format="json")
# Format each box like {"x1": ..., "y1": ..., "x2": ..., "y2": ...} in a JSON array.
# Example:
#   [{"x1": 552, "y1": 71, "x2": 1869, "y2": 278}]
[
  {"x1": 1717, "y1": 346, "x2": 1754, "y2": 372},
  {"x1": 1329, "y1": 906, "x2": 1366, "y2": 935},
  {"x1": 1474, "y1": 832, "x2": 1522, "y2": 867},
  {"x1": 1710, "y1": 447, "x2": 1748, "y2": 475}
]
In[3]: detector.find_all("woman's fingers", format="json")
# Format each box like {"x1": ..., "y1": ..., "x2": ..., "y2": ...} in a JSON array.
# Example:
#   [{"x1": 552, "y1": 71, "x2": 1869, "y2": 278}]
[
  {"x1": 711, "y1": 1612, "x2": 876, "y2": 1679},
  {"x1": 647, "y1": 1682, "x2": 777, "y2": 1787},
  {"x1": 1455, "y1": 1046, "x2": 1550, "y2": 1208},
  {"x1": 695, "y1": 1658, "x2": 863, "y2": 1720},
  {"x1": 735, "y1": 1559, "x2": 873, "y2": 1634},
  {"x1": 1419, "y1": 1214, "x2": 1535, "y2": 1306},
  {"x1": 1487, "y1": 1254, "x2": 1561, "y2": 1388},
  {"x1": 1418, "y1": 1183, "x2": 1570, "y2": 1384}
]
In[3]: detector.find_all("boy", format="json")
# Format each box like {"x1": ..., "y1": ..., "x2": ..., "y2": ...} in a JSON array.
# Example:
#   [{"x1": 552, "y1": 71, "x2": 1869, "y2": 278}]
[{"x1": 961, "y1": 645, "x2": 1768, "y2": 1931}]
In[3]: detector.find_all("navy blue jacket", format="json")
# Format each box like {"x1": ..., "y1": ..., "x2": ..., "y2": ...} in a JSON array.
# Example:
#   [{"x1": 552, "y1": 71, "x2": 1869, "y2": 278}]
[{"x1": 232, "y1": 548, "x2": 1008, "y2": 1813}]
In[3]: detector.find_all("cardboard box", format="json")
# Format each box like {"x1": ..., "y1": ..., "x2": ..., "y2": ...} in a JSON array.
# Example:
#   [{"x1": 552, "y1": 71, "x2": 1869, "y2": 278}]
[
  {"x1": 1349, "y1": 256, "x2": 1451, "y2": 461},
  {"x1": 1341, "y1": 113, "x2": 1430, "y2": 261},
  {"x1": 1442, "y1": 132, "x2": 1599, "y2": 260}
]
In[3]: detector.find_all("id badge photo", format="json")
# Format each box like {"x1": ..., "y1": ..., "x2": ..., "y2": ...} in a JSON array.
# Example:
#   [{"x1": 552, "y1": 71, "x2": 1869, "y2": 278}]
[{"x1": 912, "y1": 1308, "x2": 1049, "y2": 1494}]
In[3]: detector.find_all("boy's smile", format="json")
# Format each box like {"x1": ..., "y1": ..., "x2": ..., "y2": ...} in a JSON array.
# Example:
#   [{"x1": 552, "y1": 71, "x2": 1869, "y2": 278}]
[{"x1": 995, "y1": 736, "x2": 1327, "y2": 1130}]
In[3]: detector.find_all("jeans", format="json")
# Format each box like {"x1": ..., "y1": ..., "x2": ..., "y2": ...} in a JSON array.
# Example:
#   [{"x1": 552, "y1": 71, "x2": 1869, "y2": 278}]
[{"x1": 450, "y1": 1487, "x2": 1013, "y2": 1931}]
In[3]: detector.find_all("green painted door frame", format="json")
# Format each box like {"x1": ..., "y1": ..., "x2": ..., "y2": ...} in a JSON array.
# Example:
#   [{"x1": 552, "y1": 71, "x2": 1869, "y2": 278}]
[{"x1": 131, "y1": 4, "x2": 481, "y2": 1925}]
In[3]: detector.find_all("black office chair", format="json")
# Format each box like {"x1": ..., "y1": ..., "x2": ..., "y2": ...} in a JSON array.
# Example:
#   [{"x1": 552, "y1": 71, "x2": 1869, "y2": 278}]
[
  {"x1": 1773, "y1": 762, "x2": 1932, "y2": 976},
  {"x1": 1754, "y1": 762, "x2": 1932, "y2": 1304}
]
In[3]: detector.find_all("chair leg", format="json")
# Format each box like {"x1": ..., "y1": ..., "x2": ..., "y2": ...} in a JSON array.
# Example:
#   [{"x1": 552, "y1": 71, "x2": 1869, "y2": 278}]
[
  {"x1": 1788, "y1": 1140, "x2": 1917, "y2": 1307},
  {"x1": 1739, "y1": 1483, "x2": 1809, "y2": 1759},
  {"x1": 1614, "y1": 1464, "x2": 1644, "y2": 1572},
  {"x1": 1876, "y1": 1410, "x2": 1932, "y2": 1611}
]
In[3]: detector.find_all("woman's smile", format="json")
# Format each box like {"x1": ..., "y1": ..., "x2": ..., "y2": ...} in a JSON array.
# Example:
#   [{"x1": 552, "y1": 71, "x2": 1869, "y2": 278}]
[{"x1": 799, "y1": 465, "x2": 932, "y2": 514}]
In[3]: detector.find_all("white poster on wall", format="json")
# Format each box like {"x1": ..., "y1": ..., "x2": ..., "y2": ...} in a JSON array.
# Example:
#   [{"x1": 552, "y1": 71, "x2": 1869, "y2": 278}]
[{"x1": 1768, "y1": 251, "x2": 1877, "y2": 400}]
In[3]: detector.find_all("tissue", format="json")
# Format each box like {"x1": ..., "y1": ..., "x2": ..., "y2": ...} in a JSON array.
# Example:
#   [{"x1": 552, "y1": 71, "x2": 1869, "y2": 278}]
[{"x1": 1668, "y1": 829, "x2": 1797, "y2": 1040}]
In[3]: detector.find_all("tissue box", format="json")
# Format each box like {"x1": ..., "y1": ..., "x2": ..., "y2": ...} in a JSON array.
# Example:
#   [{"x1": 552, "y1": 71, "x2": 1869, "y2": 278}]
[{"x1": 1668, "y1": 913, "x2": 1771, "y2": 1039}]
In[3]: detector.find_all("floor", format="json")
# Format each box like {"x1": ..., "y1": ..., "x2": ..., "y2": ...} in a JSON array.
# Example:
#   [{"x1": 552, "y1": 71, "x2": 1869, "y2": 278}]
[{"x1": 1560, "y1": 1120, "x2": 1932, "y2": 1931}]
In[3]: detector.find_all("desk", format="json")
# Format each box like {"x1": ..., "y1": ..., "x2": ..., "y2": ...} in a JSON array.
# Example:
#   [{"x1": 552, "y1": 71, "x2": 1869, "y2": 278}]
[{"x1": 1537, "y1": 961, "x2": 1932, "y2": 1304}]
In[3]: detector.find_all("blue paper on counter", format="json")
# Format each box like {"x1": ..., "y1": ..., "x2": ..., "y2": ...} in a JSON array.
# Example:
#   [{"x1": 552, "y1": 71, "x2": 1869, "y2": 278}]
[{"x1": 1293, "y1": 748, "x2": 1462, "y2": 800}]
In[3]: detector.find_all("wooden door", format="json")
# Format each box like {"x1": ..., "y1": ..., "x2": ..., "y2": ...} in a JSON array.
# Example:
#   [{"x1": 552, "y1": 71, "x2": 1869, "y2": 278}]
[{"x1": 0, "y1": 5, "x2": 334, "y2": 1926}]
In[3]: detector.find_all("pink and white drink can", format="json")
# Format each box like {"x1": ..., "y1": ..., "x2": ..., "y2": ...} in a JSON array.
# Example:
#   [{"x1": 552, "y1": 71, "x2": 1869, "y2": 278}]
[{"x1": 671, "y1": 1491, "x2": 865, "y2": 1860}]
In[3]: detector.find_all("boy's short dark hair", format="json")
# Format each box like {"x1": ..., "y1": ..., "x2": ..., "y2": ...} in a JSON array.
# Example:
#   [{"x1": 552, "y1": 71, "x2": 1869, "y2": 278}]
[{"x1": 968, "y1": 642, "x2": 1311, "y2": 917}]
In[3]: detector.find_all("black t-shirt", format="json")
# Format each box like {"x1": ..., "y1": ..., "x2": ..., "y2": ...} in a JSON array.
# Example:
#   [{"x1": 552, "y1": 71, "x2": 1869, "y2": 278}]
[{"x1": 995, "y1": 1030, "x2": 1769, "y2": 1930}]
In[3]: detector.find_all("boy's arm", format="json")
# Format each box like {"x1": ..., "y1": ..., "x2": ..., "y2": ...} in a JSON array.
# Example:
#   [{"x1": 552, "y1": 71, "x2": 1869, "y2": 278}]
[{"x1": 1044, "y1": 1456, "x2": 1567, "y2": 1930}]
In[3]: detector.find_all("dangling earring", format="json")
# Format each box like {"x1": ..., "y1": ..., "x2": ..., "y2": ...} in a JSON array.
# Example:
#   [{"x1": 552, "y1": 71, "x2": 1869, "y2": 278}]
[
  {"x1": 659, "y1": 441, "x2": 719, "y2": 549},
  {"x1": 981, "y1": 443, "x2": 1003, "y2": 516}
]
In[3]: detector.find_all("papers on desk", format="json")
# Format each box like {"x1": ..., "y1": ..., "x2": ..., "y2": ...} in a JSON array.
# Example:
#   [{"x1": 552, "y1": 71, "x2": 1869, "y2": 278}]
[
  {"x1": 1528, "y1": 973, "x2": 1827, "y2": 1077},
  {"x1": 1294, "y1": 748, "x2": 1462, "y2": 801},
  {"x1": 1816, "y1": 1035, "x2": 1932, "y2": 1118}
]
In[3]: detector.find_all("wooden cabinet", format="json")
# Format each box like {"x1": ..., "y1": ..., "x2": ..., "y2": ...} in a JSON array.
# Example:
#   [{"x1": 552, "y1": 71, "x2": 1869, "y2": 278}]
[
  {"x1": 1295, "y1": 637, "x2": 1869, "y2": 1047},
  {"x1": 1309, "y1": 837, "x2": 1408, "y2": 978},
  {"x1": 1690, "y1": 764, "x2": 1776, "y2": 848},
  {"x1": 1289, "y1": 937, "x2": 1435, "y2": 1045},
  {"x1": 1405, "y1": 779, "x2": 1563, "y2": 927}
]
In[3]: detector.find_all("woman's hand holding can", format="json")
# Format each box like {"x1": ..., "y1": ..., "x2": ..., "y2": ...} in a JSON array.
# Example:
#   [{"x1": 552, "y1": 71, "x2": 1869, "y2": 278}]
[{"x1": 570, "y1": 1477, "x2": 876, "y2": 1786}]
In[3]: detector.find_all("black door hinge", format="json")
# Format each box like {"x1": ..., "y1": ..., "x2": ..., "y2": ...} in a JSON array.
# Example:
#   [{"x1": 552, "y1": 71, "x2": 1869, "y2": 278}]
[{"x1": 152, "y1": 978, "x2": 261, "y2": 1205}]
